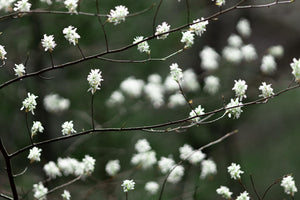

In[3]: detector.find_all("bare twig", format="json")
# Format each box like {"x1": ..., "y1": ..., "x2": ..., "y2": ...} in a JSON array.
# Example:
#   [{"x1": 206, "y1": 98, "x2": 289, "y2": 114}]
[
  {"x1": 152, "y1": 0, "x2": 164, "y2": 34},
  {"x1": 96, "y1": 0, "x2": 109, "y2": 52},
  {"x1": 0, "y1": 193, "x2": 13, "y2": 200},
  {"x1": 250, "y1": 174, "x2": 262, "y2": 200}
]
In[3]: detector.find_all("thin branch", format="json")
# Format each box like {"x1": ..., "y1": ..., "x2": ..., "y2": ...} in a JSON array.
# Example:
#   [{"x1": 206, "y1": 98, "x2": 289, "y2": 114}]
[
  {"x1": 238, "y1": 179, "x2": 249, "y2": 195},
  {"x1": 185, "y1": 0, "x2": 190, "y2": 24},
  {"x1": 77, "y1": 44, "x2": 85, "y2": 59},
  {"x1": 236, "y1": 0, "x2": 293, "y2": 9},
  {"x1": 49, "y1": 52, "x2": 54, "y2": 68},
  {"x1": 96, "y1": 0, "x2": 109, "y2": 52},
  {"x1": 262, "y1": 175, "x2": 285, "y2": 199},
  {"x1": 13, "y1": 167, "x2": 28, "y2": 178},
  {"x1": 25, "y1": 113, "x2": 33, "y2": 145},
  {"x1": 250, "y1": 174, "x2": 262, "y2": 200},
  {"x1": 152, "y1": 0, "x2": 164, "y2": 34},
  {"x1": 91, "y1": 93, "x2": 95, "y2": 130},
  {"x1": 0, "y1": 193, "x2": 13, "y2": 200},
  {"x1": 158, "y1": 130, "x2": 239, "y2": 200}
]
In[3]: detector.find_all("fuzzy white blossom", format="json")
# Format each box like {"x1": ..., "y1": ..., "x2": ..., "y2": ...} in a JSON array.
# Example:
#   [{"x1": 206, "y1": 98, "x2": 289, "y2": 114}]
[
  {"x1": 158, "y1": 156, "x2": 175, "y2": 174},
  {"x1": 236, "y1": 191, "x2": 250, "y2": 200},
  {"x1": 241, "y1": 44, "x2": 257, "y2": 61},
  {"x1": 155, "y1": 22, "x2": 170, "y2": 39},
  {"x1": 168, "y1": 93, "x2": 185, "y2": 108},
  {"x1": 107, "y1": 5, "x2": 129, "y2": 25},
  {"x1": 199, "y1": 46, "x2": 220, "y2": 70},
  {"x1": 63, "y1": 26, "x2": 80, "y2": 45},
  {"x1": 261, "y1": 55, "x2": 277, "y2": 75},
  {"x1": 145, "y1": 181, "x2": 159, "y2": 194},
  {"x1": 259, "y1": 82, "x2": 274, "y2": 98},
  {"x1": 87, "y1": 69, "x2": 104, "y2": 94},
  {"x1": 131, "y1": 151, "x2": 157, "y2": 169},
  {"x1": 189, "y1": 105, "x2": 205, "y2": 123},
  {"x1": 64, "y1": 0, "x2": 78, "y2": 14},
  {"x1": 82, "y1": 155, "x2": 96, "y2": 175},
  {"x1": 121, "y1": 180, "x2": 135, "y2": 192},
  {"x1": 232, "y1": 79, "x2": 248, "y2": 101},
  {"x1": 0, "y1": 45, "x2": 7, "y2": 60},
  {"x1": 170, "y1": 63, "x2": 183, "y2": 82},
  {"x1": 200, "y1": 159, "x2": 217, "y2": 179},
  {"x1": 133, "y1": 36, "x2": 150, "y2": 54},
  {"x1": 226, "y1": 98, "x2": 243, "y2": 119},
  {"x1": 14, "y1": 0, "x2": 31, "y2": 12},
  {"x1": 281, "y1": 175, "x2": 297, "y2": 196},
  {"x1": 236, "y1": 18, "x2": 251, "y2": 38},
  {"x1": 28, "y1": 147, "x2": 42, "y2": 162},
  {"x1": 43, "y1": 94, "x2": 70, "y2": 113},
  {"x1": 290, "y1": 58, "x2": 300, "y2": 82},
  {"x1": 105, "y1": 160, "x2": 120, "y2": 176},
  {"x1": 13, "y1": 63, "x2": 26, "y2": 77},
  {"x1": 189, "y1": 18, "x2": 208, "y2": 36},
  {"x1": 228, "y1": 34, "x2": 243, "y2": 48},
  {"x1": 41, "y1": 34, "x2": 56, "y2": 52},
  {"x1": 57, "y1": 157, "x2": 79, "y2": 176},
  {"x1": 21, "y1": 93, "x2": 38, "y2": 115},
  {"x1": 31, "y1": 121, "x2": 44, "y2": 137},
  {"x1": 167, "y1": 165, "x2": 184, "y2": 183},
  {"x1": 135, "y1": 139, "x2": 151, "y2": 153},
  {"x1": 120, "y1": 77, "x2": 145, "y2": 98},
  {"x1": 33, "y1": 182, "x2": 48, "y2": 200},
  {"x1": 144, "y1": 82, "x2": 165, "y2": 108},
  {"x1": 204, "y1": 75, "x2": 220, "y2": 95},
  {"x1": 182, "y1": 69, "x2": 199, "y2": 92},
  {"x1": 148, "y1": 74, "x2": 162, "y2": 84},
  {"x1": 106, "y1": 90, "x2": 125, "y2": 107},
  {"x1": 61, "y1": 190, "x2": 71, "y2": 200},
  {"x1": 164, "y1": 75, "x2": 179, "y2": 92},
  {"x1": 222, "y1": 46, "x2": 243, "y2": 64},
  {"x1": 43, "y1": 161, "x2": 61, "y2": 179},
  {"x1": 268, "y1": 45, "x2": 284, "y2": 58},
  {"x1": 216, "y1": 186, "x2": 232, "y2": 199},
  {"x1": 181, "y1": 31, "x2": 195, "y2": 48},
  {"x1": 61, "y1": 121, "x2": 76, "y2": 135},
  {"x1": 0, "y1": 0, "x2": 15, "y2": 12},
  {"x1": 227, "y1": 163, "x2": 244, "y2": 180},
  {"x1": 179, "y1": 144, "x2": 205, "y2": 165}
]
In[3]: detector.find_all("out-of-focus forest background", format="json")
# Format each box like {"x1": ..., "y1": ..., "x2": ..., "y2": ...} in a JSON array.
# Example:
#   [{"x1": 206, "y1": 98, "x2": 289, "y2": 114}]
[{"x1": 0, "y1": 0, "x2": 300, "y2": 199}]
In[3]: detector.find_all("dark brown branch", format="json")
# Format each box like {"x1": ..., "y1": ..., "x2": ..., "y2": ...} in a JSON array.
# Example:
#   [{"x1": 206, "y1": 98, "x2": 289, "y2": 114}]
[
  {"x1": 91, "y1": 93, "x2": 95, "y2": 130},
  {"x1": 96, "y1": 0, "x2": 109, "y2": 51},
  {"x1": 185, "y1": 0, "x2": 190, "y2": 24},
  {"x1": 250, "y1": 174, "x2": 262, "y2": 200},
  {"x1": 262, "y1": 175, "x2": 286, "y2": 199},
  {"x1": 25, "y1": 113, "x2": 33, "y2": 145},
  {"x1": 152, "y1": 0, "x2": 164, "y2": 34}
]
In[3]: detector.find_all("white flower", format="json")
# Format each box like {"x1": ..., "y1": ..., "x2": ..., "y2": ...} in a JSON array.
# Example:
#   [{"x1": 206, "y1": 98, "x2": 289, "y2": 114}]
[
  {"x1": 40, "y1": 0, "x2": 52, "y2": 5},
  {"x1": 190, "y1": 151, "x2": 206, "y2": 165},
  {"x1": 82, "y1": 155, "x2": 95, "y2": 175},
  {"x1": 87, "y1": 69, "x2": 104, "y2": 94},
  {"x1": 158, "y1": 156, "x2": 175, "y2": 174},
  {"x1": 120, "y1": 77, "x2": 144, "y2": 98},
  {"x1": 179, "y1": 144, "x2": 205, "y2": 164},
  {"x1": 216, "y1": 186, "x2": 232, "y2": 199},
  {"x1": 182, "y1": 69, "x2": 199, "y2": 92},
  {"x1": 13, "y1": 63, "x2": 26, "y2": 77},
  {"x1": 43, "y1": 161, "x2": 61, "y2": 179},
  {"x1": 236, "y1": 18, "x2": 251, "y2": 38},
  {"x1": 281, "y1": 175, "x2": 297, "y2": 196},
  {"x1": 226, "y1": 98, "x2": 243, "y2": 119},
  {"x1": 227, "y1": 163, "x2": 244, "y2": 180},
  {"x1": 200, "y1": 159, "x2": 217, "y2": 179},
  {"x1": 168, "y1": 93, "x2": 185, "y2": 108},
  {"x1": 33, "y1": 182, "x2": 48, "y2": 200},
  {"x1": 203, "y1": 75, "x2": 220, "y2": 95},
  {"x1": 0, "y1": 0, "x2": 15, "y2": 13},
  {"x1": 261, "y1": 55, "x2": 277, "y2": 75},
  {"x1": 131, "y1": 151, "x2": 157, "y2": 169},
  {"x1": 268, "y1": 45, "x2": 284, "y2": 58},
  {"x1": 164, "y1": 75, "x2": 179, "y2": 92},
  {"x1": 43, "y1": 94, "x2": 70, "y2": 113},
  {"x1": 232, "y1": 79, "x2": 248, "y2": 101},
  {"x1": 241, "y1": 44, "x2": 257, "y2": 62},
  {"x1": 28, "y1": 147, "x2": 42, "y2": 162},
  {"x1": 259, "y1": 82, "x2": 274, "y2": 98},
  {"x1": 61, "y1": 121, "x2": 76, "y2": 135},
  {"x1": 290, "y1": 58, "x2": 300, "y2": 82},
  {"x1": 105, "y1": 160, "x2": 120, "y2": 176},
  {"x1": 41, "y1": 34, "x2": 56, "y2": 52},
  {"x1": 189, "y1": 18, "x2": 208, "y2": 36},
  {"x1": 14, "y1": 0, "x2": 31, "y2": 12},
  {"x1": 63, "y1": 25, "x2": 80, "y2": 45},
  {"x1": 135, "y1": 139, "x2": 151, "y2": 153},
  {"x1": 21, "y1": 93, "x2": 38, "y2": 115},
  {"x1": 61, "y1": 190, "x2": 71, "y2": 200},
  {"x1": 170, "y1": 63, "x2": 183, "y2": 82},
  {"x1": 189, "y1": 105, "x2": 205, "y2": 123},
  {"x1": 0, "y1": 45, "x2": 7, "y2": 60},
  {"x1": 144, "y1": 82, "x2": 165, "y2": 108},
  {"x1": 214, "y1": 0, "x2": 225, "y2": 6},
  {"x1": 148, "y1": 74, "x2": 162, "y2": 84},
  {"x1": 228, "y1": 34, "x2": 243, "y2": 48},
  {"x1": 31, "y1": 121, "x2": 44, "y2": 137},
  {"x1": 167, "y1": 165, "x2": 184, "y2": 183},
  {"x1": 57, "y1": 157, "x2": 79, "y2": 176},
  {"x1": 181, "y1": 31, "x2": 195, "y2": 48},
  {"x1": 145, "y1": 181, "x2": 159, "y2": 194},
  {"x1": 107, "y1": 5, "x2": 129, "y2": 25},
  {"x1": 179, "y1": 144, "x2": 193, "y2": 160},
  {"x1": 121, "y1": 180, "x2": 135, "y2": 192},
  {"x1": 106, "y1": 90, "x2": 125, "y2": 107},
  {"x1": 222, "y1": 46, "x2": 243, "y2": 64},
  {"x1": 64, "y1": 0, "x2": 78, "y2": 14},
  {"x1": 236, "y1": 191, "x2": 250, "y2": 200},
  {"x1": 133, "y1": 36, "x2": 150, "y2": 54},
  {"x1": 155, "y1": 22, "x2": 170, "y2": 39},
  {"x1": 199, "y1": 46, "x2": 220, "y2": 70}
]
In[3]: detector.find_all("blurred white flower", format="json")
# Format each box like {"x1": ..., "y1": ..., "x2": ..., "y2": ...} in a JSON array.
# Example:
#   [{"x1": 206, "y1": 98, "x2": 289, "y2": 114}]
[
  {"x1": 200, "y1": 159, "x2": 217, "y2": 179},
  {"x1": 216, "y1": 186, "x2": 232, "y2": 199},
  {"x1": 158, "y1": 156, "x2": 175, "y2": 174},
  {"x1": 145, "y1": 181, "x2": 159, "y2": 194},
  {"x1": 135, "y1": 139, "x2": 151, "y2": 153},
  {"x1": 120, "y1": 77, "x2": 144, "y2": 98},
  {"x1": 281, "y1": 175, "x2": 297, "y2": 196},
  {"x1": 144, "y1": 82, "x2": 165, "y2": 108},
  {"x1": 131, "y1": 151, "x2": 157, "y2": 169},
  {"x1": 203, "y1": 75, "x2": 220, "y2": 95},
  {"x1": 168, "y1": 93, "x2": 185, "y2": 108},
  {"x1": 222, "y1": 46, "x2": 243, "y2": 64},
  {"x1": 0, "y1": 45, "x2": 7, "y2": 60},
  {"x1": 199, "y1": 46, "x2": 220, "y2": 70},
  {"x1": 170, "y1": 63, "x2": 183, "y2": 82},
  {"x1": 236, "y1": 191, "x2": 250, "y2": 200},
  {"x1": 14, "y1": 0, "x2": 31, "y2": 12},
  {"x1": 82, "y1": 155, "x2": 96, "y2": 175},
  {"x1": 106, "y1": 90, "x2": 125, "y2": 107},
  {"x1": 227, "y1": 34, "x2": 243, "y2": 48},
  {"x1": 181, "y1": 31, "x2": 195, "y2": 48},
  {"x1": 105, "y1": 160, "x2": 120, "y2": 176},
  {"x1": 182, "y1": 69, "x2": 199, "y2": 92},
  {"x1": 241, "y1": 44, "x2": 257, "y2": 62},
  {"x1": 43, "y1": 161, "x2": 61, "y2": 179},
  {"x1": 43, "y1": 94, "x2": 70, "y2": 113},
  {"x1": 236, "y1": 18, "x2": 251, "y2": 38},
  {"x1": 167, "y1": 165, "x2": 184, "y2": 183},
  {"x1": 164, "y1": 75, "x2": 179, "y2": 92},
  {"x1": 61, "y1": 190, "x2": 71, "y2": 200},
  {"x1": 268, "y1": 45, "x2": 284, "y2": 58},
  {"x1": 261, "y1": 55, "x2": 277, "y2": 75},
  {"x1": 33, "y1": 182, "x2": 48, "y2": 200}
]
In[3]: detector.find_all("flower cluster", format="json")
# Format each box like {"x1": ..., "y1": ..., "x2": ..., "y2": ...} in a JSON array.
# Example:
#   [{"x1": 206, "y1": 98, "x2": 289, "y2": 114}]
[
  {"x1": 200, "y1": 159, "x2": 217, "y2": 179},
  {"x1": 107, "y1": 5, "x2": 129, "y2": 25},
  {"x1": 28, "y1": 147, "x2": 42, "y2": 162},
  {"x1": 133, "y1": 36, "x2": 150, "y2": 54},
  {"x1": 241, "y1": 44, "x2": 257, "y2": 61},
  {"x1": 170, "y1": 63, "x2": 183, "y2": 82},
  {"x1": 145, "y1": 181, "x2": 159, "y2": 194},
  {"x1": 155, "y1": 22, "x2": 170, "y2": 39},
  {"x1": 236, "y1": 191, "x2": 250, "y2": 200},
  {"x1": 281, "y1": 175, "x2": 297, "y2": 196},
  {"x1": 105, "y1": 159, "x2": 121, "y2": 176},
  {"x1": 120, "y1": 77, "x2": 145, "y2": 98},
  {"x1": 179, "y1": 144, "x2": 206, "y2": 165},
  {"x1": 182, "y1": 69, "x2": 200, "y2": 92},
  {"x1": 291, "y1": 58, "x2": 300, "y2": 82},
  {"x1": 227, "y1": 163, "x2": 244, "y2": 180},
  {"x1": 33, "y1": 182, "x2": 48, "y2": 200},
  {"x1": 216, "y1": 186, "x2": 232, "y2": 199},
  {"x1": 131, "y1": 139, "x2": 157, "y2": 169},
  {"x1": 43, "y1": 161, "x2": 61, "y2": 179},
  {"x1": 236, "y1": 18, "x2": 251, "y2": 38},
  {"x1": 268, "y1": 45, "x2": 284, "y2": 58},
  {"x1": 31, "y1": 121, "x2": 44, "y2": 137},
  {"x1": 226, "y1": 98, "x2": 243, "y2": 119},
  {"x1": 43, "y1": 93, "x2": 70, "y2": 113},
  {"x1": 13, "y1": 63, "x2": 26, "y2": 77},
  {"x1": 61, "y1": 121, "x2": 76, "y2": 135},
  {"x1": 214, "y1": 0, "x2": 225, "y2": 6},
  {"x1": 144, "y1": 75, "x2": 165, "y2": 108},
  {"x1": 41, "y1": 34, "x2": 56, "y2": 52},
  {"x1": 63, "y1": 25, "x2": 80, "y2": 45},
  {"x1": 121, "y1": 180, "x2": 135, "y2": 192},
  {"x1": 64, "y1": 0, "x2": 78, "y2": 14},
  {"x1": 168, "y1": 93, "x2": 185, "y2": 108},
  {"x1": 181, "y1": 31, "x2": 195, "y2": 48},
  {"x1": 258, "y1": 82, "x2": 274, "y2": 98},
  {"x1": 0, "y1": 45, "x2": 7, "y2": 60},
  {"x1": 158, "y1": 156, "x2": 175, "y2": 174},
  {"x1": 87, "y1": 69, "x2": 104, "y2": 94},
  {"x1": 199, "y1": 46, "x2": 220, "y2": 70},
  {"x1": 189, "y1": 18, "x2": 208, "y2": 36},
  {"x1": 61, "y1": 190, "x2": 71, "y2": 200},
  {"x1": 14, "y1": 0, "x2": 31, "y2": 12},
  {"x1": 260, "y1": 55, "x2": 277, "y2": 74},
  {"x1": 232, "y1": 79, "x2": 248, "y2": 101},
  {"x1": 189, "y1": 105, "x2": 205, "y2": 123},
  {"x1": 203, "y1": 75, "x2": 220, "y2": 95},
  {"x1": 21, "y1": 93, "x2": 38, "y2": 115}
]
